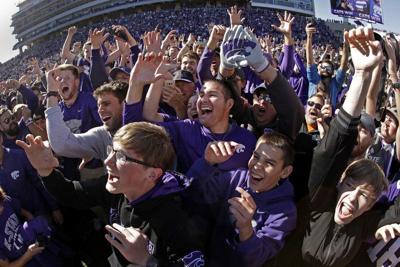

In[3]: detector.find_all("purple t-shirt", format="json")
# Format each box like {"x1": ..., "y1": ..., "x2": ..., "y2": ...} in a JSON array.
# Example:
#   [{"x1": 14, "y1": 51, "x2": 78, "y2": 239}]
[{"x1": 123, "y1": 102, "x2": 257, "y2": 172}]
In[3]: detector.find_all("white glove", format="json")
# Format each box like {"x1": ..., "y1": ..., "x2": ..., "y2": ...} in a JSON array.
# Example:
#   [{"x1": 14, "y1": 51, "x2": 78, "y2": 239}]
[{"x1": 221, "y1": 25, "x2": 269, "y2": 72}]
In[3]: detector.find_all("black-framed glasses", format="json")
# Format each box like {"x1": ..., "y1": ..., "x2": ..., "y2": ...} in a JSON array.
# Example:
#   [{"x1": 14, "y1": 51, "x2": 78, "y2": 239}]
[
  {"x1": 106, "y1": 145, "x2": 154, "y2": 168},
  {"x1": 307, "y1": 100, "x2": 322, "y2": 110},
  {"x1": 320, "y1": 64, "x2": 333, "y2": 73}
]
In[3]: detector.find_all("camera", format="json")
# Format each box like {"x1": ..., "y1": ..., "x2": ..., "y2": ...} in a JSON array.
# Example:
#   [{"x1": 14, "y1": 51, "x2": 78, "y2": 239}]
[{"x1": 111, "y1": 28, "x2": 129, "y2": 42}]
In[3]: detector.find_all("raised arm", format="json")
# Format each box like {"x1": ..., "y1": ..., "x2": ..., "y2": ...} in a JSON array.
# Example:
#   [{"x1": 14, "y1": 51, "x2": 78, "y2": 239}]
[
  {"x1": 309, "y1": 27, "x2": 383, "y2": 202},
  {"x1": 61, "y1": 26, "x2": 77, "y2": 64},
  {"x1": 305, "y1": 23, "x2": 316, "y2": 66},
  {"x1": 90, "y1": 28, "x2": 109, "y2": 89}
]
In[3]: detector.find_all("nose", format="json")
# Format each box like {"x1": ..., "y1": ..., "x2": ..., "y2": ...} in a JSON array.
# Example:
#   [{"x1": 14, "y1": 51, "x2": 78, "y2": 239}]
[
  {"x1": 104, "y1": 151, "x2": 116, "y2": 167},
  {"x1": 347, "y1": 187, "x2": 361, "y2": 204}
]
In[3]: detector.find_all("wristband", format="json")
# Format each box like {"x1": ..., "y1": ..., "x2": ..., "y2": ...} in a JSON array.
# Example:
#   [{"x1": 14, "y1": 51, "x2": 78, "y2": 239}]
[{"x1": 45, "y1": 91, "x2": 59, "y2": 99}]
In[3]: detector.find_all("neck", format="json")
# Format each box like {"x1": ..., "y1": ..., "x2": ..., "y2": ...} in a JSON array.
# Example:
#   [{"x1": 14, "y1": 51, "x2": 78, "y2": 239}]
[
  {"x1": 64, "y1": 93, "x2": 79, "y2": 107},
  {"x1": 209, "y1": 119, "x2": 230, "y2": 134}
]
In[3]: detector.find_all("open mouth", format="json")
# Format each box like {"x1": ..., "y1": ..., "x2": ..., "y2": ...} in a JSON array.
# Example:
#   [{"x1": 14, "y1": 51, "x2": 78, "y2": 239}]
[
  {"x1": 200, "y1": 106, "x2": 213, "y2": 115},
  {"x1": 191, "y1": 112, "x2": 199, "y2": 119},
  {"x1": 102, "y1": 116, "x2": 111, "y2": 123},
  {"x1": 339, "y1": 202, "x2": 354, "y2": 219},
  {"x1": 108, "y1": 173, "x2": 119, "y2": 183},
  {"x1": 61, "y1": 86, "x2": 69, "y2": 94}
]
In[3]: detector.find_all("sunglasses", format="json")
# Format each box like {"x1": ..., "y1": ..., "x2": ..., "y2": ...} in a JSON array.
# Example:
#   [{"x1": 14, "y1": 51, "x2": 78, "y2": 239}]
[
  {"x1": 320, "y1": 64, "x2": 333, "y2": 73},
  {"x1": 307, "y1": 100, "x2": 322, "y2": 110},
  {"x1": 256, "y1": 93, "x2": 272, "y2": 103},
  {"x1": 2, "y1": 115, "x2": 16, "y2": 125},
  {"x1": 106, "y1": 145, "x2": 155, "y2": 168}
]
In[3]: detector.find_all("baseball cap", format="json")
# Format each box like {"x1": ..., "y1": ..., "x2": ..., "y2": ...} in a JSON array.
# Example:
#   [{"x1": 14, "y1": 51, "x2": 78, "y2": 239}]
[
  {"x1": 173, "y1": 70, "x2": 194, "y2": 83},
  {"x1": 110, "y1": 67, "x2": 131, "y2": 80},
  {"x1": 382, "y1": 107, "x2": 399, "y2": 126},
  {"x1": 360, "y1": 111, "x2": 376, "y2": 137}
]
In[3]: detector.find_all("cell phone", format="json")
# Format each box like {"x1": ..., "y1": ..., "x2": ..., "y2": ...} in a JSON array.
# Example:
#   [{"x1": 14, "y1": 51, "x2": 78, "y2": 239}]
[
  {"x1": 112, "y1": 28, "x2": 129, "y2": 42},
  {"x1": 393, "y1": 82, "x2": 400, "y2": 89},
  {"x1": 164, "y1": 80, "x2": 174, "y2": 87},
  {"x1": 306, "y1": 17, "x2": 316, "y2": 27}
]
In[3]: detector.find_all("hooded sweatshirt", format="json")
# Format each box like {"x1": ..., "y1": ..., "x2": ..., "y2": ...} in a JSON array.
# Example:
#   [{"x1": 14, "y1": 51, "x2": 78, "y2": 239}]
[{"x1": 186, "y1": 158, "x2": 296, "y2": 267}]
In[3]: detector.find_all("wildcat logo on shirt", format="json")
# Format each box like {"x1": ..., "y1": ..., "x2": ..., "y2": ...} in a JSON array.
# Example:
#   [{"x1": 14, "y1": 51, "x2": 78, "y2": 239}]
[
  {"x1": 235, "y1": 144, "x2": 246, "y2": 154},
  {"x1": 10, "y1": 171, "x2": 19, "y2": 180},
  {"x1": 4, "y1": 214, "x2": 24, "y2": 251}
]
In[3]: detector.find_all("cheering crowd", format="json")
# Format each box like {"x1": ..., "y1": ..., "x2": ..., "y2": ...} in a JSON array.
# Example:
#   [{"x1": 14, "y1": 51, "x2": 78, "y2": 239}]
[{"x1": 0, "y1": 3, "x2": 399, "y2": 267}]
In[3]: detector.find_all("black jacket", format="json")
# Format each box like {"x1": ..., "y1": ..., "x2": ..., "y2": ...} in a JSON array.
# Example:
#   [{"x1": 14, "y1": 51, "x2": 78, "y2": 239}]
[
  {"x1": 301, "y1": 109, "x2": 400, "y2": 267},
  {"x1": 42, "y1": 169, "x2": 205, "y2": 267}
]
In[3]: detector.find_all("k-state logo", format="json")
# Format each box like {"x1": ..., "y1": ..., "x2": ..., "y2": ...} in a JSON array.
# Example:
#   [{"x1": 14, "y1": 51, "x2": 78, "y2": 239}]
[{"x1": 10, "y1": 171, "x2": 20, "y2": 180}]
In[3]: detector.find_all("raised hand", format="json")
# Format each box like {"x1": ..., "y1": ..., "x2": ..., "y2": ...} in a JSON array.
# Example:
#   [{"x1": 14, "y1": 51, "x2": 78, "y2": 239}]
[
  {"x1": 375, "y1": 223, "x2": 400, "y2": 243},
  {"x1": 45, "y1": 67, "x2": 61, "y2": 92},
  {"x1": 228, "y1": 187, "x2": 256, "y2": 241},
  {"x1": 227, "y1": 5, "x2": 245, "y2": 27},
  {"x1": 144, "y1": 31, "x2": 162, "y2": 54},
  {"x1": 272, "y1": 11, "x2": 295, "y2": 38},
  {"x1": 161, "y1": 30, "x2": 177, "y2": 51},
  {"x1": 221, "y1": 25, "x2": 269, "y2": 72},
  {"x1": 208, "y1": 25, "x2": 226, "y2": 50},
  {"x1": 90, "y1": 28, "x2": 106, "y2": 49},
  {"x1": 130, "y1": 52, "x2": 164, "y2": 86},
  {"x1": 67, "y1": 26, "x2": 77, "y2": 36},
  {"x1": 105, "y1": 224, "x2": 150, "y2": 266},
  {"x1": 344, "y1": 27, "x2": 383, "y2": 71},
  {"x1": 16, "y1": 134, "x2": 59, "y2": 177},
  {"x1": 305, "y1": 23, "x2": 317, "y2": 37}
]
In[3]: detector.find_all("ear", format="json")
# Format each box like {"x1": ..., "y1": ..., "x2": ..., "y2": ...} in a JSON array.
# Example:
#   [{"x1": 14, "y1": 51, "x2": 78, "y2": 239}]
[
  {"x1": 147, "y1": 168, "x2": 163, "y2": 183},
  {"x1": 226, "y1": 98, "x2": 234, "y2": 111},
  {"x1": 280, "y1": 165, "x2": 293, "y2": 179}
]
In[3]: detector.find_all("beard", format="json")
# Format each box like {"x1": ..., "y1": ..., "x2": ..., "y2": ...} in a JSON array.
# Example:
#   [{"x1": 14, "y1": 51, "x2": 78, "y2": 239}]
[{"x1": 5, "y1": 122, "x2": 19, "y2": 137}]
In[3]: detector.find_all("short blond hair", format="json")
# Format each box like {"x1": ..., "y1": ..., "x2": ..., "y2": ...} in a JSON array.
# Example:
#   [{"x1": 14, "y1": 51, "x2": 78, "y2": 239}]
[{"x1": 113, "y1": 122, "x2": 175, "y2": 170}]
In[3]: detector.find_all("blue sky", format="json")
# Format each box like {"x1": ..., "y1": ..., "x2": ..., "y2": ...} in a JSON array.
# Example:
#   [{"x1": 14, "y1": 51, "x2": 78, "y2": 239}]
[{"x1": 0, "y1": 0, "x2": 398, "y2": 63}]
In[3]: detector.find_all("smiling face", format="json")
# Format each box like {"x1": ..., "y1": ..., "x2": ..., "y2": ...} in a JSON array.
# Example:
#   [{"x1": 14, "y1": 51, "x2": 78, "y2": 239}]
[
  {"x1": 247, "y1": 143, "x2": 292, "y2": 192},
  {"x1": 334, "y1": 178, "x2": 376, "y2": 225},
  {"x1": 104, "y1": 141, "x2": 154, "y2": 201},
  {"x1": 196, "y1": 80, "x2": 233, "y2": 133},
  {"x1": 58, "y1": 69, "x2": 80, "y2": 104},
  {"x1": 181, "y1": 56, "x2": 198, "y2": 76},
  {"x1": 305, "y1": 95, "x2": 324, "y2": 125},
  {"x1": 252, "y1": 90, "x2": 277, "y2": 126},
  {"x1": 97, "y1": 92, "x2": 123, "y2": 133}
]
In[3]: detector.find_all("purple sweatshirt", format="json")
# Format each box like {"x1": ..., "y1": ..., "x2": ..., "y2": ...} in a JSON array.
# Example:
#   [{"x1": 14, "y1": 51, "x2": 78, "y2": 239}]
[
  {"x1": 0, "y1": 147, "x2": 58, "y2": 214},
  {"x1": 0, "y1": 197, "x2": 65, "y2": 266},
  {"x1": 123, "y1": 102, "x2": 257, "y2": 172},
  {"x1": 289, "y1": 52, "x2": 309, "y2": 105},
  {"x1": 186, "y1": 158, "x2": 297, "y2": 266}
]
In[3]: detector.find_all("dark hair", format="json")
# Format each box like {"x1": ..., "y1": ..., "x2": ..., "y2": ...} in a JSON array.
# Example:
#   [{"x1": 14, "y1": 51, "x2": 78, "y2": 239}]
[
  {"x1": 257, "y1": 131, "x2": 294, "y2": 167},
  {"x1": 93, "y1": 81, "x2": 128, "y2": 103},
  {"x1": 204, "y1": 79, "x2": 242, "y2": 116}
]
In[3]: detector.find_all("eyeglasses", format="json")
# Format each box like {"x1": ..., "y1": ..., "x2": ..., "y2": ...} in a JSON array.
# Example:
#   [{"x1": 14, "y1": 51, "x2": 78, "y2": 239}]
[
  {"x1": 256, "y1": 93, "x2": 272, "y2": 103},
  {"x1": 2, "y1": 115, "x2": 16, "y2": 125},
  {"x1": 106, "y1": 145, "x2": 154, "y2": 167},
  {"x1": 307, "y1": 100, "x2": 322, "y2": 110}
]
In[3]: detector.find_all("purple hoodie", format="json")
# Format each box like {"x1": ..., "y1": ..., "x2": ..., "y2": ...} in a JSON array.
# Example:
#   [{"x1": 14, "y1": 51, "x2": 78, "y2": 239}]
[
  {"x1": 289, "y1": 52, "x2": 309, "y2": 105},
  {"x1": 123, "y1": 102, "x2": 257, "y2": 173},
  {"x1": 186, "y1": 158, "x2": 297, "y2": 266}
]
